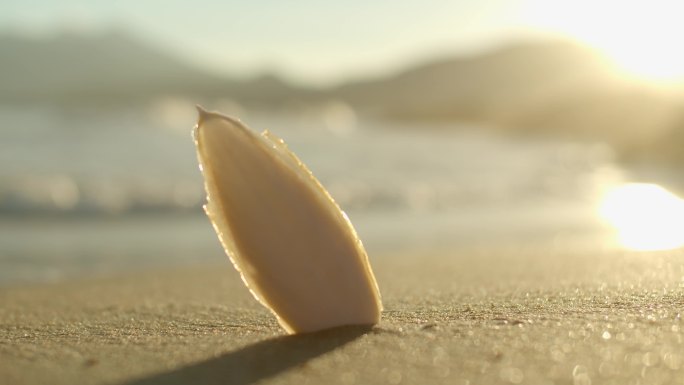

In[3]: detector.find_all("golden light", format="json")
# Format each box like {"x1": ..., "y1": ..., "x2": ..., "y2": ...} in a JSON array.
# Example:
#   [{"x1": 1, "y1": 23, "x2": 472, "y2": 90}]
[
  {"x1": 522, "y1": 1, "x2": 684, "y2": 82},
  {"x1": 599, "y1": 183, "x2": 684, "y2": 251}
]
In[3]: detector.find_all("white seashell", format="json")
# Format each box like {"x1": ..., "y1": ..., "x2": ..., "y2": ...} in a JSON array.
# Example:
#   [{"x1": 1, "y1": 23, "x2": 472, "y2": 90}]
[{"x1": 193, "y1": 107, "x2": 382, "y2": 334}]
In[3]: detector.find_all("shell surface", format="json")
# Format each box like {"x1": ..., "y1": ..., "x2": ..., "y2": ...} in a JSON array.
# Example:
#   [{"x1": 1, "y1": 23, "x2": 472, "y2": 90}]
[{"x1": 194, "y1": 107, "x2": 382, "y2": 333}]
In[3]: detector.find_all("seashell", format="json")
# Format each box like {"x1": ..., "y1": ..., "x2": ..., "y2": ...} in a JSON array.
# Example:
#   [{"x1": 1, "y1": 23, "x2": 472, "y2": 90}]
[{"x1": 193, "y1": 107, "x2": 382, "y2": 334}]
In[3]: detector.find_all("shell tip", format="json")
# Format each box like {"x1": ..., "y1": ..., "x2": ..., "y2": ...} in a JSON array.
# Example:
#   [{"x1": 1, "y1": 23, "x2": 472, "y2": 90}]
[{"x1": 196, "y1": 105, "x2": 209, "y2": 126}]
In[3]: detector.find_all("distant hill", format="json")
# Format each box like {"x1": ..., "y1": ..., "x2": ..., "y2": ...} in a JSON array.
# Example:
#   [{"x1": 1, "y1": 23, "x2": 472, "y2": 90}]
[
  {"x1": 0, "y1": 31, "x2": 310, "y2": 105},
  {"x1": 0, "y1": 31, "x2": 218, "y2": 102},
  {"x1": 334, "y1": 42, "x2": 679, "y2": 135},
  {"x1": 1, "y1": 31, "x2": 682, "y2": 164},
  {"x1": 330, "y1": 41, "x2": 684, "y2": 163},
  {"x1": 334, "y1": 41, "x2": 616, "y2": 119}
]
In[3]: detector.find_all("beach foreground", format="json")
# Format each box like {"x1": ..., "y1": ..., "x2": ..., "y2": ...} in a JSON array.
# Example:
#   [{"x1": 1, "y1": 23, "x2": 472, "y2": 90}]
[{"x1": 2, "y1": 245, "x2": 684, "y2": 385}]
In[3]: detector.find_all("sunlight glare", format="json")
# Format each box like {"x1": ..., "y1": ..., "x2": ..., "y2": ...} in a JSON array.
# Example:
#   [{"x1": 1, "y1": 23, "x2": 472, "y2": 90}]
[
  {"x1": 522, "y1": 1, "x2": 684, "y2": 82},
  {"x1": 599, "y1": 183, "x2": 684, "y2": 251}
]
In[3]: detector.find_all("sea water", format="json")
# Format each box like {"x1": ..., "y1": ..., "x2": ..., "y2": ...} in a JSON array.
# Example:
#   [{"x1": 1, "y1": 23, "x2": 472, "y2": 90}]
[{"x1": 0, "y1": 104, "x2": 631, "y2": 285}]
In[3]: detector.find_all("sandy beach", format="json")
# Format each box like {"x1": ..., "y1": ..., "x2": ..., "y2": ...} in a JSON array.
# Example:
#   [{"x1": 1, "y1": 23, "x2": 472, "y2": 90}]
[
  {"x1": 3, "y1": 1, "x2": 684, "y2": 383},
  {"x1": 2, "y1": 244, "x2": 684, "y2": 385}
]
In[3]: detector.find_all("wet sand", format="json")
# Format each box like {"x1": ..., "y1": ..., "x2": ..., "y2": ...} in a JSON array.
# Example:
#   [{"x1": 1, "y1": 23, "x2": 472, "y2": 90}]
[{"x1": 2, "y1": 245, "x2": 684, "y2": 385}]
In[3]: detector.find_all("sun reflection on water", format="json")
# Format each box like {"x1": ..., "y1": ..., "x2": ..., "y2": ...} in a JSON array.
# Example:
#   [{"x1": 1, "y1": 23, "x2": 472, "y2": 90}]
[{"x1": 599, "y1": 183, "x2": 684, "y2": 251}]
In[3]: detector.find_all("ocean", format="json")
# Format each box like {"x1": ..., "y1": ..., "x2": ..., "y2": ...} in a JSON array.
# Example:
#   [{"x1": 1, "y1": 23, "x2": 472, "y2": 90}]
[{"x1": 0, "y1": 102, "x2": 652, "y2": 285}]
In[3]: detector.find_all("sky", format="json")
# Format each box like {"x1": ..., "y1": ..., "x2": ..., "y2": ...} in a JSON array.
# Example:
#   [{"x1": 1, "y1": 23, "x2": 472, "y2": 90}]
[{"x1": 2, "y1": 0, "x2": 684, "y2": 85}]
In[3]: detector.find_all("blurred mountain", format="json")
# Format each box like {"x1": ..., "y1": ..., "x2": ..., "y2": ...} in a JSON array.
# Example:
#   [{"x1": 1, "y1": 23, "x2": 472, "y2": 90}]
[
  {"x1": 334, "y1": 42, "x2": 681, "y2": 138},
  {"x1": 1, "y1": 31, "x2": 682, "y2": 164},
  {"x1": 0, "y1": 31, "x2": 309, "y2": 105},
  {"x1": 330, "y1": 41, "x2": 684, "y2": 164},
  {"x1": 334, "y1": 41, "x2": 616, "y2": 120}
]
